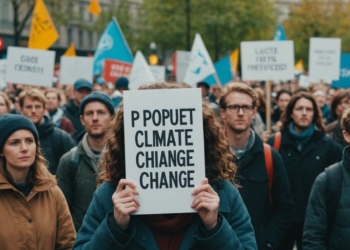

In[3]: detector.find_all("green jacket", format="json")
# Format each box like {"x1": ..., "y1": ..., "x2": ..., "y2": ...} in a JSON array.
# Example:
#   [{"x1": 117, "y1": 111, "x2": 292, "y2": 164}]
[{"x1": 57, "y1": 141, "x2": 100, "y2": 231}]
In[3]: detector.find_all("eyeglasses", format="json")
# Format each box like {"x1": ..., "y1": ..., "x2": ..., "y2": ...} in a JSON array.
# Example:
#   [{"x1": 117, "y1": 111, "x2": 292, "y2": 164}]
[{"x1": 226, "y1": 104, "x2": 254, "y2": 113}]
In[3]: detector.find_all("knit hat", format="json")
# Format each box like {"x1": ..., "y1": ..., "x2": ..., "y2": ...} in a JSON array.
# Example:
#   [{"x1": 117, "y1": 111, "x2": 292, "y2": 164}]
[
  {"x1": 115, "y1": 77, "x2": 129, "y2": 90},
  {"x1": 74, "y1": 79, "x2": 93, "y2": 91},
  {"x1": 0, "y1": 114, "x2": 39, "y2": 151},
  {"x1": 80, "y1": 92, "x2": 115, "y2": 115}
]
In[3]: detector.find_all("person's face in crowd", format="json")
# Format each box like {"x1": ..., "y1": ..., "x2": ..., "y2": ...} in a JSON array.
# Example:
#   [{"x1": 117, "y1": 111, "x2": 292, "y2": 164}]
[
  {"x1": 80, "y1": 101, "x2": 112, "y2": 139},
  {"x1": 327, "y1": 88, "x2": 335, "y2": 106},
  {"x1": 220, "y1": 91, "x2": 257, "y2": 133},
  {"x1": 277, "y1": 93, "x2": 291, "y2": 112},
  {"x1": 20, "y1": 97, "x2": 46, "y2": 124},
  {"x1": 291, "y1": 97, "x2": 314, "y2": 132},
  {"x1": 199, "y1": 85, "x2": 209, "y2": 98},
  {"x1": 336, "y1": 97, "x2": 350, "y2": 117},
  {"x1": 312, "y1": 90, "x2": 326, "y2": 109},
  {"x1": 74, "y1": 88, "x2": 92, "y2": 105},
  {"x1": 0, "y1": 96, "x2": 9, "y2": 114},
  {"x1": 93, "y1": 84, "x2": 102, "y2": 92},
  {"x1": 211, "y1": 86, "x2": 221, "y2": 100},
  {"x1": 45, "y1": 92, "x2": 60, "y2": 112},
  {"x1": 2, "y1": 130, "x2": 36, "y2": 175}
]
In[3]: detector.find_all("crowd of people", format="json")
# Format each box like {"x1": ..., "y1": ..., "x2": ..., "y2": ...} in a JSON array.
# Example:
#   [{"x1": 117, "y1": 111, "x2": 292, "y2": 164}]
[{"x1": 0, "y1": 75, "x2": 350, "y2": 250}]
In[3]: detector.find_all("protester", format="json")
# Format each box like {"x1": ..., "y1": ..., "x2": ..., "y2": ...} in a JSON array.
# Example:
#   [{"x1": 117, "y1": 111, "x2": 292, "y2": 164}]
[
  {"x1": 19, "y1": 88, "x2": 75, "y2": 174},
  {"x1": 303, "y1": 107, "x2": 350, "y2": 249},
  {"x1": 220, "y1": 82, "x2": 294, "y2": 250},
  {"x1": 267, "y1": 92, "x2": 342, "y2": 250},
  {"x1": 271, "y1": 89, "x2": 292, "y2": 125},
  {"x1": 73, "y1": 82, "x2": 257, "y2": 250},
  {"x1": 0, "y1": 91, "x2": 12, "y2": 114},
  {"x1": 0, "y1": 114, "x2": 75, "y2": 249},
  {"x1": 110, "y1": 76, "x2": 129, "y2": 108},
  {"x1": 312, "y1": 88, "x2": 330, "y2": 121},
  {"x1": 57, "y1": 92, "x2": 114, "y2": 231},
  {"x1": 45, "y1": 88, "x2": 75, "y2": 135},
  {"x1": 197, "y1": 81, "x2": 220, "y2": 115},
  {"x1": 63, "y1": 79, "x2": 93, "y2": 141}
]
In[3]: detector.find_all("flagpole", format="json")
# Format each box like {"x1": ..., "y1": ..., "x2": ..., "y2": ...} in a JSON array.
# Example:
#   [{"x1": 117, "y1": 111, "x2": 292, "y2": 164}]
[{"x1": 214, "y1": 73, "x2": 222, "y2": 87}]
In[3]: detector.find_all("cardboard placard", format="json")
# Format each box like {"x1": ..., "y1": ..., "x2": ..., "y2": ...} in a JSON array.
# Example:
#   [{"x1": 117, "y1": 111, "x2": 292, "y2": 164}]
[
  {"x1": 0, "y1": 59, "x2": 6, "y2": 89},
  {"x1": 6, "y1": 46, "x2": 55, "y2": 87},
  {"x1": 124, "y1": 88, "x2": 205, "y2": 214},
  {"x1": 240, "y1": 41, "x2": 294, "y2": 81},
  {"x1": 150, "y1": 65, "x2": 165, "y2": 82},
  {"x1": 60, "y1": 56, "x2": 94, "y2": 85},
  {"x1": 103, "y1": 59, "x2": 132, "y2": 84}
]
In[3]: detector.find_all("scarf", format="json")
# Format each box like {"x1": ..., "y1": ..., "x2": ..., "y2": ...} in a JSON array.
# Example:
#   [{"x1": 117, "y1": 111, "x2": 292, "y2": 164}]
[
  {"x1": 143, "y1": 213, "x2": 196, "y2": 250},
  {"x1": 288, "y1": 122, "x2": 315, "y2": 151},
  {"x1": 81, "y1": 133, "x2": 103, "y2": 172},
  {"x1": 231, "y1": 129, "x2": 256, "y2": 160},
  {"x1": 48, "y1": 107, "x2": 64, "y2": 126}
]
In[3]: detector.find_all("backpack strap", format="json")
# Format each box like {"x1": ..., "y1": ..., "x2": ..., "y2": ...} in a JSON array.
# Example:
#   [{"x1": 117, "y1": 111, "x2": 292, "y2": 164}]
[
  {"x1": 273, "y1": 131, "x2": 282, "y2": 151},
  {"x1": 263, "y1": 143, "x2": 274, "y2": 207},
  {"x1": 69, "y1": 146, "x2": 80, "y2": 183},
  {"x1": 325, "y1": 162, "x2": 343, "y2": 236}
]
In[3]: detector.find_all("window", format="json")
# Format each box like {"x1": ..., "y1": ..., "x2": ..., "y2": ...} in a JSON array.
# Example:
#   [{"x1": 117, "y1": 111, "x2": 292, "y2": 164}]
[{"x1": 79, "y1": 30, "x2": 84, "y2": 47}]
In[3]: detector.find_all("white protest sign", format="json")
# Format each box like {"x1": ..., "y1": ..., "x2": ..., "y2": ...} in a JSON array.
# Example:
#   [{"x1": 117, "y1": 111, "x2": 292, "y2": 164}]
[
  {"x1": 60, "y1": 56, "x2": 94, "y2": 85},
  {"x1": 241, "y1": 40, "x2": 294, "y2": 81},
  {"x1": 6, "y1": 46, "x2": 55, "y2": 87},
  {"x1": 124, "y1": 88, "x2": 205, "y2": 214},
  {"x1": 309, "y1": 38, "x2": 341, "y2": 81},
  {"x1": 0, "y1": 60, "x2": 6, "y2": 89},
  {"x1": 176, "y1": 50, "x2": 191, "y2": 83},
  {"x1": 150, "y1": 65, "x2": 165, "y2": 82},
  {"x1": 129, "y1": 51, "x2": 156, "y2": 90}
]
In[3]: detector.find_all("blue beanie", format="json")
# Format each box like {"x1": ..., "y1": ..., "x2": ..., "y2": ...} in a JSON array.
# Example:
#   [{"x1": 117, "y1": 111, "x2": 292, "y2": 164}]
[
  {"x1": 0, "y1": 114, "x2": 39, "y2": 151},
  {"x1": 115, "y1": 77, "x2": 129, "y2": 89},
  {"x1": 80, "y1": 92, "x2": 115, "y2": 115}
]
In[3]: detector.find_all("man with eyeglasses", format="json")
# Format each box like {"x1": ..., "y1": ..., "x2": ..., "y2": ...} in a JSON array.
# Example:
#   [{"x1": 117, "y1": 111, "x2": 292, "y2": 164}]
[
  {"x1": 266, "y1": 92, "x2": 342, "y2": 250},
  {"x1": 220, "y1": 83, "x2": 294, "y2": 250}
]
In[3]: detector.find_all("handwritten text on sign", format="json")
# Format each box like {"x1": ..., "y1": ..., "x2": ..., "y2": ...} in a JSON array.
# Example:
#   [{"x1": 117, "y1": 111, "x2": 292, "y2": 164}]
[
  {"x1": 124, "y1": 88, "x2": 205, "y2": 214},
  {"x1": 241, "y1": 41, "x2": 294, "y2": 81}
]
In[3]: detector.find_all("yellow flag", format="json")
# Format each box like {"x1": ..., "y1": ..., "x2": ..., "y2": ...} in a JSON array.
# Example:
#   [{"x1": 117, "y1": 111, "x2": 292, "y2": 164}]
[
  {"x1": 28, "y1": 0, "x2": 59, "y2": 50},
  {"x1": 88, "y1": 0, "x2": 101, "y2": 16},
  {"x1": 230, "y1": 48, "x2": 239, "y2": 73},
  {"x1": 64, "y1": 43, "x2": 76, "y2": 57},
  {"x1": 294, "y1": 59, "x2": 304, "y2": 73}
]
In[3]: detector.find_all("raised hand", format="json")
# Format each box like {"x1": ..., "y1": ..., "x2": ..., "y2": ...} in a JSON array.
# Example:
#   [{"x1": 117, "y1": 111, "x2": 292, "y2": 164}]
[
  {"x1": 191, "y1": 178, "x2": 220, "y2": 230},
  {"x1": 112, "y1": 179, "x2": 140, "y2": 229}
]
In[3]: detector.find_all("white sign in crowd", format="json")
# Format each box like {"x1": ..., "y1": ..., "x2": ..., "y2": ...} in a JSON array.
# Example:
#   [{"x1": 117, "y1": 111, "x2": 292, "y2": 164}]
[
  {"x1": 60, "y1": 56, "x2": 94, "y2": 85},
  {"x1": 123, "y1": 88, "x2": 205, "y2": 214},
  {"x1": 6, "y1": 46, "x2": 55, "y2": 87},
  {"x1": 0, "y1": 59, "x2": 6, "y2": 89}
]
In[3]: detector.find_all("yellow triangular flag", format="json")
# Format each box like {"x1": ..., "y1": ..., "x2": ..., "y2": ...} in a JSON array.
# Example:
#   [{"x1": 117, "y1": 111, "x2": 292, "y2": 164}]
[
  {"x1": 230, "y1": 48, "x2": 239, "y2": 73},
  {"x1": 294, "y1": 59, "x2": 304, "y2": 73},
  {"x1": 28, "y1": 0, "x2": 59, "y2": 50},
  {"x1": 64, "y1": 43, "x2": 76, "y2": 57},
  {"x1": 88, "y1": 0, "x2": 101, "y2": 16}
]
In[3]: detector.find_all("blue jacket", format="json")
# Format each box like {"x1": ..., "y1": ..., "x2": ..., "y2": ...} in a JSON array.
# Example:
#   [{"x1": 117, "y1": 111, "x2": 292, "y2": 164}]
[{"x1": 73, "y1": 180, "x2": 257, "y2": 249}]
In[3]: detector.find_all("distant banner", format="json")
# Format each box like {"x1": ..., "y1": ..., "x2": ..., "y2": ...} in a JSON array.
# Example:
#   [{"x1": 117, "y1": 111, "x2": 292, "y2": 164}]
[
  {"x1": 0, "y1": 59, "x2": 6, "y2": 89},
  {"x1": 332, "y1": 53, "x2": 350, "y2": 88},
  {"x1": 103, "y1": 59, "x2": 132, "y2": 83}
]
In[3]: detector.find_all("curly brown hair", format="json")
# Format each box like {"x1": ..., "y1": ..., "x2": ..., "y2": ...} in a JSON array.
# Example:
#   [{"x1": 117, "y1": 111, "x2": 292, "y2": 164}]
[
  {"x1": 99, "y1": 82, "x2": 237, "y2": 187},
  {"x1": 280, "y1": 92, "x2": 325, "y2": 132}
]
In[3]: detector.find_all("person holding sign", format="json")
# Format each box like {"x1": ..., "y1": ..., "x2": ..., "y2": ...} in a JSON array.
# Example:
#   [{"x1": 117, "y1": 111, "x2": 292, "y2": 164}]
[
  {"x1": 73, "y1": 83, "x2": 257, "y2": 250},
  {"x1": 0, "y1": 114, "x2": 75, "y2": 249}
]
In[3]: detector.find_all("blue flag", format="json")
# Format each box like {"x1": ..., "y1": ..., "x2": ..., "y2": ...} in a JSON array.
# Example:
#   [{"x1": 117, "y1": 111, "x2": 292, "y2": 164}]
[
  {"x1": 202, "y1": 56, "x2": 233, "y2": 86},
  {"x1": 93, "y1": 17, "x2": 133, "y2": 75},
  {"x1": 273, "y1": 23, "x2": 287, "y2": 41},
  {"x1": 332, "y1": 53, "x2": 350, "y2": 88}
]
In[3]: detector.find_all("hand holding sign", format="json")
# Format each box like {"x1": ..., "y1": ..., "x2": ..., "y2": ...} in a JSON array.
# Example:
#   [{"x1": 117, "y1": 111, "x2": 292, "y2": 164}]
[
  {"x1": 191, "y1": 178, "x2": 220, "y2": 230},
  {"x1": 112, "y1": 179, "x2": 140, "y2": 229}
]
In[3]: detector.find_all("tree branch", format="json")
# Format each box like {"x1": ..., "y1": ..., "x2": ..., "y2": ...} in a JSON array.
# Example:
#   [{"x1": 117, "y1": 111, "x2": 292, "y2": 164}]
[{"x1": 16, "y1": 1, "x2": 35, "y2": 34}]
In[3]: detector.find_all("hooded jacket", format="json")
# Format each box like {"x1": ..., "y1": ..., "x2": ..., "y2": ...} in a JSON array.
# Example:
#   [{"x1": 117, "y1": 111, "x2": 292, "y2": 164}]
[
  {"x1": 63, "y1": 99, "x2": 85, "y2": 140},
  {"x1": 36, "y1": 116, "x2": 75, "y2": 174},
  {"x1": 0, "y1": 171, "x2": 76, "y2": 249}
]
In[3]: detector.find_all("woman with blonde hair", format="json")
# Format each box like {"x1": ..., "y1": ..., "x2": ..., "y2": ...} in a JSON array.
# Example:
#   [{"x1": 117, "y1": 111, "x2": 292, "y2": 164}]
[
  {"x1": 0, "y1": 91, "x2": 12, "y2": 114},
  {"x1": 0, "y1": 114, "x2": 76, "y2": 249},
  {"x1": 74, "y1": 83, "x2": 257, "y2": 249}
]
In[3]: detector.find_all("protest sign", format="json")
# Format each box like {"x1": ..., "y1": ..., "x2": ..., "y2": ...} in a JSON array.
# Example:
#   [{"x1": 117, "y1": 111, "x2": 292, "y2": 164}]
[
  {"x1": 124, "y1": 88, "x2": 205, "y2": 214},
  {"x1": 150, "y1": 65, "x2": 165, "y2": 82},
  {"x1": 309, "y1": 37, "x2": 341, "y2": 81},
  {"x1": 332, "y1": 53, "x2": 350, "y2": 88},
  {"x1": 60, "y1": 56, "x2": 93, "y2": 85},
  {"x1": 240, "y1": 40, "x2": 294, "y2": 81},
  {"x1": 175, "y1": 51, "x2": 191, "y2": 83},
  {"x1": 0, "y1": 60, "x2": 6, "y2": 89},
  {"x1": 6, "y1": 46, "x2": 55, "y2": 87},
  {"x1": 103, "y1": 59, "x2": 132, "y2": 83},
  {"x1": 128, "y1": 51, "x2": 155, "y2": 90}
]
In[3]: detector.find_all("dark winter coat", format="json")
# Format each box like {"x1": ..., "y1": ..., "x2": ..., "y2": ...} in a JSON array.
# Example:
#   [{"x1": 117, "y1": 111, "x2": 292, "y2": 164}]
[
  {"x1": 57, "y1": 142, "x2": 99, "y2": 231},
  {"x1": 267, "y1": 129, "x2": 342, "y2": 224},
  {"x1": 236, "y1": 135, "x2": 294, "y2": 250},
  {"x1": 63, "y1": 99, "x2": 85, "y2": 141},
  {"x1": 36, "y1": 116, "x2": 75, "y2": 174},
  {"x1": 303, "y1": 146, "x2": 350, "y2": 250}
]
